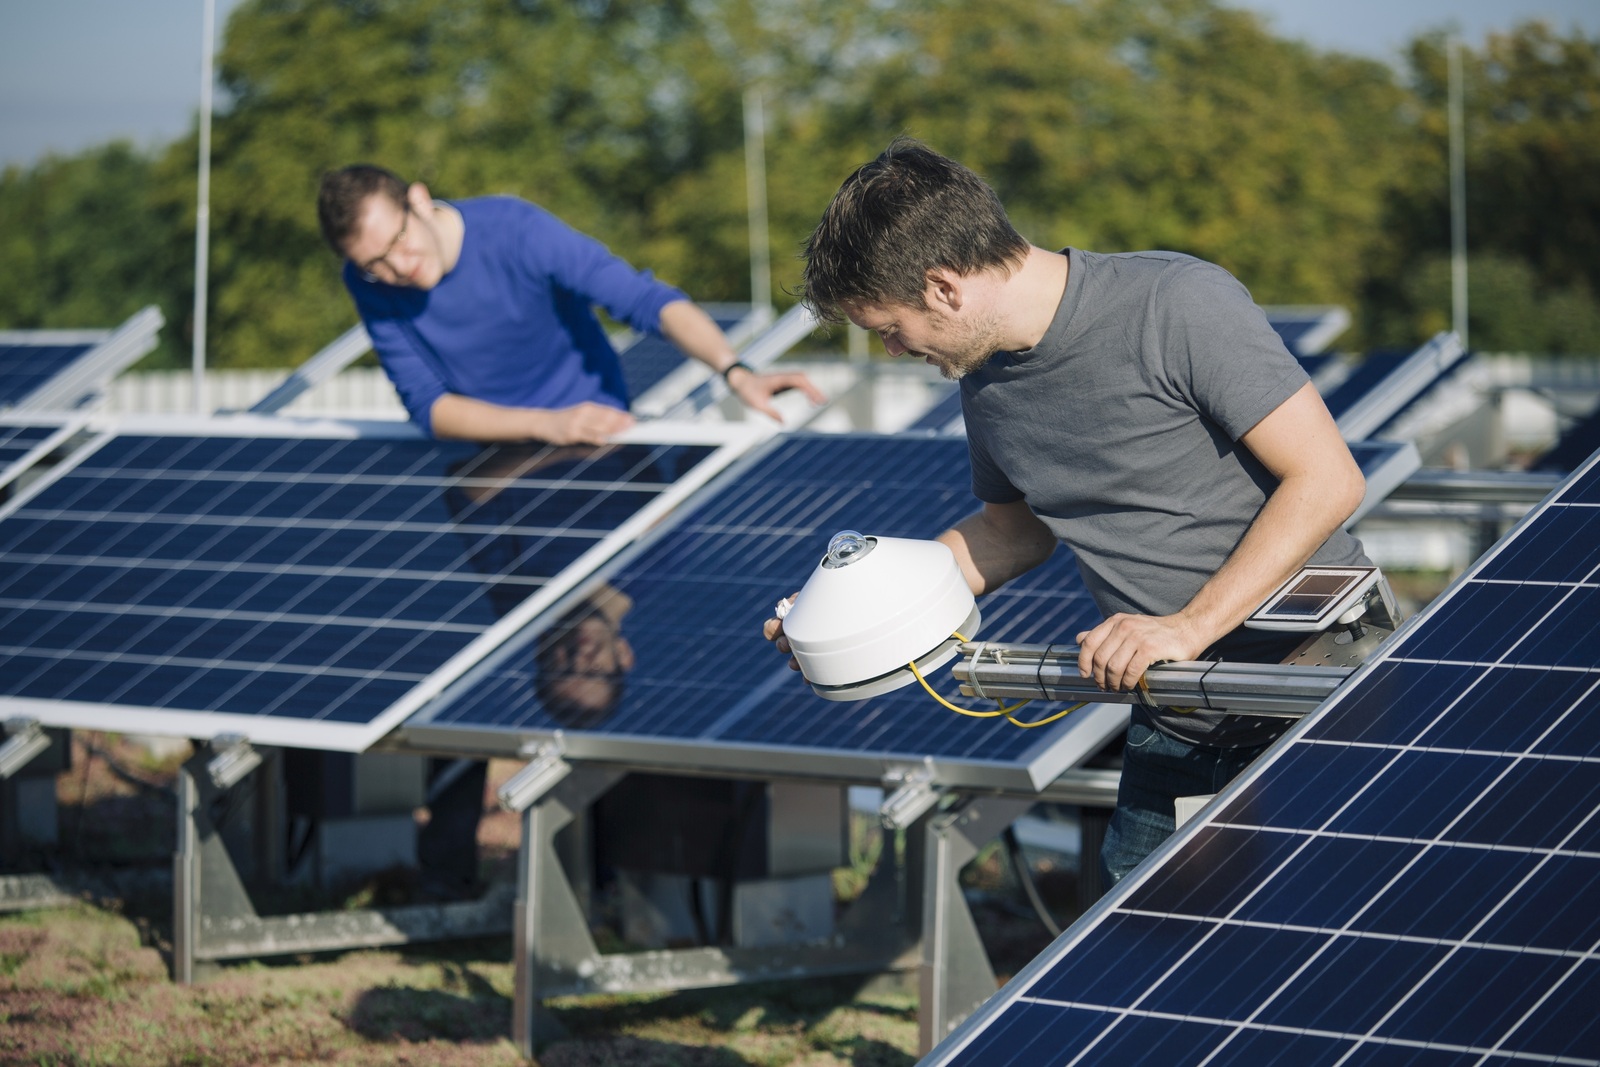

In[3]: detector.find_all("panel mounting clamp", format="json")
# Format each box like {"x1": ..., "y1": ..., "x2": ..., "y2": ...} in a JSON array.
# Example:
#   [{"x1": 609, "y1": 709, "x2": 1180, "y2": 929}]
[
  {"x1": 496, "y1": 737, "x2": 572, "y2": 814},
  {"x1": 880, "y1": 759, "x2": 942, "y2": 831},
  {"x1": 206, "y1": 733, "x2": 263, "y2": 791},
  {"x1": 0, "y1": 718, "x2": 51, "y2": 780}
]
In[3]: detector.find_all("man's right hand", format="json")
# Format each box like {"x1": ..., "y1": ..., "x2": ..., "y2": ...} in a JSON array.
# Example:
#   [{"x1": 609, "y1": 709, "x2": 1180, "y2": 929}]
[
  {"x1": 761, "y1": 592, "x2": 803, "y2": 672},
  {"x1": 538, "y1": 402, "x2": 635, "y2": 446}
]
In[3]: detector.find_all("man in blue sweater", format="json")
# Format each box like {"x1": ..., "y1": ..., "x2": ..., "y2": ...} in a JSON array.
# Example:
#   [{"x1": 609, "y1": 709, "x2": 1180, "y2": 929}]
[
  {"x1": 315, "y1": 165, "x2": 821, "y2": 898},
  {"x1": 317, "y1": 164, "x2": 822, "y2": 443}
]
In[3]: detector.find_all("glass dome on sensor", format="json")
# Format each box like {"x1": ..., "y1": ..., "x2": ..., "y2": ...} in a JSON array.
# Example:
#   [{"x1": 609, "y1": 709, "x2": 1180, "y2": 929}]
[{"x1": 823, "y1": 530, "x2": 875, "y2": 568}]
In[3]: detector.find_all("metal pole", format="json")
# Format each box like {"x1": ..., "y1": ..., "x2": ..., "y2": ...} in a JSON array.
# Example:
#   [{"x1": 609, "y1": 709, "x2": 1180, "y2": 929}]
[
  {"x1": 192, "y1": 0, "x2": 216, "y2": 414},
  {"x1": 1448, "y1": 35, "x2": 1468, "y2": 348},
  {"x1": 743, "y1": 88, "x2": 772, "y2": 317}
]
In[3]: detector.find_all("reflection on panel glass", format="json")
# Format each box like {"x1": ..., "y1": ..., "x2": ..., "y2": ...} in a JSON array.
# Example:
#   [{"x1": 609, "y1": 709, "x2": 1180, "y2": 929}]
[{"x1": 426, "y1": 434, "x2": 1106, "y2": 764}]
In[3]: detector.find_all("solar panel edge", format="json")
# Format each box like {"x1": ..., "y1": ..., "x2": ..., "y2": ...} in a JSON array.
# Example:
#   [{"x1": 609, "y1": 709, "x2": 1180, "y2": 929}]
[
  {"x1": 918, "y1": 444, "x2": 1600, "y2": 1066},
  {"x1": 0, "y1": 695, "x2": 379, "y2": 753},
  {"x1": 0, "y1": 424, "x2": 118, "y2": 521},
  {"x1": 9, "y1": 306, "x2": 163, "y2": 413},
  {"x1": 0, "y1": 416, "x2": 84, "y2": 492}
]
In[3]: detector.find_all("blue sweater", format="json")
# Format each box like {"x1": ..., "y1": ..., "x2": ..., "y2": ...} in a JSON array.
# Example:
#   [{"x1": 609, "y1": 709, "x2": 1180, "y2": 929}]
[{"x1": 344, "y1": 196, "x2": 688, "y2": 435}]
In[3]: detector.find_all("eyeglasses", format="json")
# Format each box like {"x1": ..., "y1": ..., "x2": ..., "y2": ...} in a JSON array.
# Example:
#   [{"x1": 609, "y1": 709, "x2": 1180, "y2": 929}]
[{"x1": 355, "y1": 204, "x2": 411, "y2": 282}]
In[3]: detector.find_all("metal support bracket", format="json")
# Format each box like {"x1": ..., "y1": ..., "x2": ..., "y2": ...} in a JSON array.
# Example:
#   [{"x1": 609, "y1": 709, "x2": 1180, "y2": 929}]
[
  {"x1": 881, "y1": 760, "x2": 942, "y2": 830},
  {"x1": 172, "y1": 750, "x2": 513, "y2": 985},
  {"x1": 205, "y1": 733, "x2": 263, "y2": 792},
  {"x1": 497, "y1": 739, "x2": 573, "y2": 814},
  {"x1": 0, "y1": 719, "x2": 50, "y2": 781},
  {"x1": 511, "y1": 765, "x2": 924, "y2": 1058},
  {"x1": 919, "y1": 792, "x2": 1036, "y2": 1055}
]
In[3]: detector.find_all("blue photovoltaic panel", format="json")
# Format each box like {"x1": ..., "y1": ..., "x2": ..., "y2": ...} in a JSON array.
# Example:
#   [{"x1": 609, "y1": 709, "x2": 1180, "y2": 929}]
[
  {"x1": 409, "y1": 433, "x2": 1125, "y2": 788},
  {"x1": 0, "y1": 419, "x2": 758, "y2": 751},
  {"x1": 1263, "y1": 307, "x2": 1349, "y2": 359},
  {"x1": 1536, "y1": 403, "x2": 1600, "y2": 474},
  {"x1": 1345, "y1": 439, "x2": 1421, "y2": 524},
  {"x1": 619, "y1": 307, "x2": 753, "y2": 402},
  {"x1": 0, "y1": 342, "x2": 97, "y2": 409},
  {"x1": 1321, "y1": 349, "x2": 1412, "y2": 423},
  {"x1": 904, "y1": 386, "x2": 965, "y2": 434},
  {"x1": 924, "y1": 447, "x2": 1600, "y2": 1066}
]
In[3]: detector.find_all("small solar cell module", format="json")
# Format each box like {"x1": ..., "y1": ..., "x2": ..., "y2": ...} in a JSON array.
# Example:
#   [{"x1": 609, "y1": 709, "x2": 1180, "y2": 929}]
[
  {"x1": 923, "y1": 446, "x2": 1600, "y2": 1066},
  {"x1": 0, "y1": 416, "x2": 763, "y2": 751},
  {"x1": 407, "y1": 433, "x2": 1127, "y2": 791}
]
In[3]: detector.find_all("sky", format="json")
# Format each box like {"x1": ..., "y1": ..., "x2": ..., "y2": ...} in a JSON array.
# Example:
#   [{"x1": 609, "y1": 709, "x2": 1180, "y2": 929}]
[{"x1": 1, "y1": 0, "x2": 1597, "y2": 171}]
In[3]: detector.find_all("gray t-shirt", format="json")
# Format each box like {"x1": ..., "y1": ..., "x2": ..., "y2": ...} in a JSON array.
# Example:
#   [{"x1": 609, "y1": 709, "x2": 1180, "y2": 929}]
[{"x1": 964, "y1": 248, "x2": 1369, "y2": 746}]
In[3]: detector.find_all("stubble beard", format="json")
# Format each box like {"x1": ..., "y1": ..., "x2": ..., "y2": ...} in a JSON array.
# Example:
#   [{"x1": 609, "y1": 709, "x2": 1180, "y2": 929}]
[{"x1": 931, "y1": 310, "x2": 1008, "y2": 381}]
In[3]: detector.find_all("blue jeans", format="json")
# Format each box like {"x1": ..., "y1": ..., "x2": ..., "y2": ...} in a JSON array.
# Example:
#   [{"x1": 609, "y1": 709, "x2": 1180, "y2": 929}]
[{"x1": 1100, "y1": 707, "x2": 1275, "y2": 885}]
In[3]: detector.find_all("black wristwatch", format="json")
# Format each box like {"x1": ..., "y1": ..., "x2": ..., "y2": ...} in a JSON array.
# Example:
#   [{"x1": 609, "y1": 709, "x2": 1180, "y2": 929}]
[{"x1": 721, "y1": 360, "x2": 754, "y2": 382}]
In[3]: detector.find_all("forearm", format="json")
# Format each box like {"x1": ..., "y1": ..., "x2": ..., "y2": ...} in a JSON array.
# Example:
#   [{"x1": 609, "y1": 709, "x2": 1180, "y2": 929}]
[
  {"x1": 429, "y1": 394, "x2": 555, "y2": 442},
  {"x1": 430, "y1": 394, "x2": 635, "y2": 445},
  {"x1": 937, "y1": 502, "x2": 1057, "y2": 596},
  {"x1": 1176, "y1": 468, "x2": 1363, "y2": 649},
  {"x1": 658, "y1": 299, "x2": 739, "y2": 374}
]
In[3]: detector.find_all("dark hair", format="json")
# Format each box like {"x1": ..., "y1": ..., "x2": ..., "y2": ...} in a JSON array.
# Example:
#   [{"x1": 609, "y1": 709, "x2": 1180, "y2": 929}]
[
  {"x1": 534, "y1": 599, "x2": 628, "y2": 728},
  {"x1": 801, "y1": 137, "x2": 1029, "y2": 323},
  {"x1": 316, "y1": 164, "x2": 409, "y2": 254}
]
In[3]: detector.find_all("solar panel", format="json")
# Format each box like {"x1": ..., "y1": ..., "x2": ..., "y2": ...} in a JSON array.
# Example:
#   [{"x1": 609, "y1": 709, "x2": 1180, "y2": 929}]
[
  {"x1": 904, "y1": 386, "x2": 965, "y2": 435},
  {"x1": 0, "y1": 307, "x2": 163, "y2": 412},
  {"x1": 1263, "y1": 306, "x2": 1351, "y2": 360},
  {"x1": 1346, "y1": 440, "x2": 1420, "y2": 524},
  {"x1": 1536, "y1": 403, "x2": 1600, "y2": 474},
  {"x1": 923, "y1": 446, "x2": 1600, "y2": 1066},
  {"x1": 0, "y1": 416, "x2": 78, "y2": 491},
  {"x1": 0, "y1": 340, "x2": 98, "y2": 409},
  {"x1": 1325, "y1": 333, "x2": 1468, "y2": 441},
  {"x1": 405, "y1": 433, "x2": 1128, "y2": 792},
  {"x1": 0, "y1": 415, "x2": 765, "y2": 752}
]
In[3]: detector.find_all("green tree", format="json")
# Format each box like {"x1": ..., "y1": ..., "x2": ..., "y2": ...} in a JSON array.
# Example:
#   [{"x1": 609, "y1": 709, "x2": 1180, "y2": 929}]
[
  {"x1": 1368, "y1": 22, "x2": 1600, "y2": 352},
  {"x1": 0, "y1": 145, "x2": 190, "y2": 364}
]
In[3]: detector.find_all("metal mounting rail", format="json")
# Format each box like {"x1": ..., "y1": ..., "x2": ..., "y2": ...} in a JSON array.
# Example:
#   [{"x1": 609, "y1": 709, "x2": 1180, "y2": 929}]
[{"x1": 953, "y1": 643, "x2": 1352, "y2": 718}]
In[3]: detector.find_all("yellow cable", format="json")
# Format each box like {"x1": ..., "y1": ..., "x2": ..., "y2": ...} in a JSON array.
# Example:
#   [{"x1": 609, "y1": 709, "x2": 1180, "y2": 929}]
[
  {"x1": 1004, "y1": 703, "x2": 1087, "y2": 728},
  {"x1": 915, "y1": 630, "x2": 1049, "y2": 723},
  {"x1": 908, "y1": 656, "x2": 1013, "y2": 717},
  {"x1": 911, "y1": 631, "x2": 1090, "y2": 728}
]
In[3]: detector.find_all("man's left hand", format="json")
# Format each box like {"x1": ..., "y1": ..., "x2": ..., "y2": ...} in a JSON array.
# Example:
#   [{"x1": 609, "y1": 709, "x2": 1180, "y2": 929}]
[
  {"x1": 1075, "y1": 613, "x2": 1207, "y2": 692},
  {"x1": 728, "y1": 367, "x2": 827, "y2": 422}
]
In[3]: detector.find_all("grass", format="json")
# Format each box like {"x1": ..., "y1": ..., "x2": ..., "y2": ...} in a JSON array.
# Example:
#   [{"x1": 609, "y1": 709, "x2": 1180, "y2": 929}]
[
  {"x1": 0, "y1": 734, "x2": 1078, "y2": 1066},
  {"x1": 0, "y1": 902, "x2": 923, "y2": 1066}
]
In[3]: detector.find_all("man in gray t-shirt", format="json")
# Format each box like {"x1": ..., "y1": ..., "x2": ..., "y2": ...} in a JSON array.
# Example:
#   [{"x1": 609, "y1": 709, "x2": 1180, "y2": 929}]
[{"x1": 769, "y1": 138, "x2": 1370, "y2": 883}]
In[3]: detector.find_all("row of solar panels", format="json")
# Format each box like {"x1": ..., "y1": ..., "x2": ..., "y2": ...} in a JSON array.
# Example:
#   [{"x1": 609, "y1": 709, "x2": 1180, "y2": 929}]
[
  {"x1": 0, "y1": 301, "x2": 1441, "y2": 791},
  {"x1": 7, "y1": 301, "x2": 1600, "y2": 1063},
  {"x1": 0, "y1": 308, "x2": 1583, "y2": 795}
]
